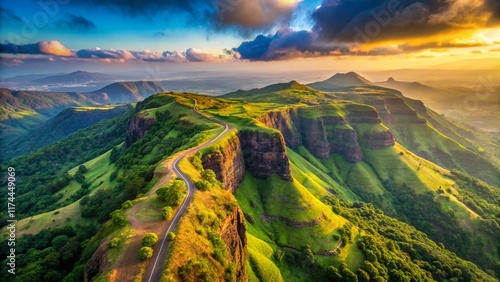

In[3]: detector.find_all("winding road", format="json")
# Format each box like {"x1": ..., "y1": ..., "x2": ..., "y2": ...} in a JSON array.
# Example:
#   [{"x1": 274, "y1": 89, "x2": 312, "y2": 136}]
[{"x1": 144, "y1": 100, "x2": 232, "y2": 282}]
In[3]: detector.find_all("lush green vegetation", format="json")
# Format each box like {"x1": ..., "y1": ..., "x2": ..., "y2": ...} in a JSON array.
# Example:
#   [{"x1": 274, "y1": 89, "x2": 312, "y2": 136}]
[
  {"x1": 2, "y1": 81, "x2": 499, "y2": 282},
  {"x1": 4, "y1": 105, "x2": 133, "y2": 160},
  {"x1": 0, "y1": 111, "x2": 132, "y2": 221}
]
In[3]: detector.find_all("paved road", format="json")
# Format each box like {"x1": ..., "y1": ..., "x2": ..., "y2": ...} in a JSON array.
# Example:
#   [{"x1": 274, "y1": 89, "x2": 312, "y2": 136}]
[{"x1": 145, "y1": 100, "x2": 231, "y2": 282}]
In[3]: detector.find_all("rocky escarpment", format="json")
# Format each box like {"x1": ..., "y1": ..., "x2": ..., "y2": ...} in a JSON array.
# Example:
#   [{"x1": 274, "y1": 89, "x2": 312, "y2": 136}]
[
  {"x1": 124, "y1": 114, "x2": 155, "y2": 148},
  {"x1": 238, "y1": 130, "x2": 293, "y2": 181},
  {"x1": 202, "y1": 135, "x2": 246, "y2": 192},
  {"x1": 259, "y1": 106, "x2": 396, "y2": 163},
  {"x1": 364, "y1": 131, "x2": 396, "y2": 148},
  {"x1": 202, "y1": 130, "x2": 292, "y2": 186},
  {"x1": 219, "y1": 207, "x2": 248, "y2": 282},
  {"x1": 384, "y1": 98, "x2": 426, "y2": 123},
  {"x1": 84, "y1": 239, "x2": 111, "y2": 282}
]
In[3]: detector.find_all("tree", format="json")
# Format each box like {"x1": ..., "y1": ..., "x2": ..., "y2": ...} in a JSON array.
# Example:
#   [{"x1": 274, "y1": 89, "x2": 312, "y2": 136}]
[
  {"x1": 110, "y1": 209, "x2": 127, "y2": 227},
  {"x1": 167, "y1": 232, "x2": 176, "y2": 241},
  {"x1": 327, "y1": 266, "x2": 343, "y2": 280},
  {"x1": 162, "y1": 206, "x2": 173, "y2": 220},
  {"x1": 142, "y1": 233, "x2": 158, "y2": 247},
  {"x1": 139, "y1": 247, "x2": 154, "y2": 260},
  {"x1": 156, "y1": 180, "x2": 186, "y2": 206},
  {"x1": 300, "y1": 245, "x2": 316, "y2": 269},
  {"x1": 78, "y1": 165, "x2": 88, "y2": 174},
  {"x1": 201, "y1": 169, "x2": 217, "y2": 184},
  {"x1": 109, "y1": 147, "x2": 120, "y2": 163},
  {"x1": 51, "y1": 235, "x2": 69, "y2": 250},
  {"x1": 121, "y1": 200, "x2": 133, "y2": 209},
  {"x1": 195, "y1": 180, "x2": 211, "y2": 191}
]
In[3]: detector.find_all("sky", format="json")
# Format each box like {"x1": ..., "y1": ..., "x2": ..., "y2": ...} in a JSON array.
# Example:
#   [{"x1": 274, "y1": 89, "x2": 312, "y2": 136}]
[{"x1": 1, "y1": 0, "x2": 499, "y2": 76}]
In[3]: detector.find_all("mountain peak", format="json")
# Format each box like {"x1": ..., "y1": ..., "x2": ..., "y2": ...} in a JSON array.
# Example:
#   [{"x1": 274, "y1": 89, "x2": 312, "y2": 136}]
[
  {"x1": 329, "y1": 72, "x2": 373, "y2": 85},
  {"x1": 308, "y1": 71, "x2": 373, "y2": 89},
  {"x1": 387, "y1": 77, "x2": 396, "y2": 82}
]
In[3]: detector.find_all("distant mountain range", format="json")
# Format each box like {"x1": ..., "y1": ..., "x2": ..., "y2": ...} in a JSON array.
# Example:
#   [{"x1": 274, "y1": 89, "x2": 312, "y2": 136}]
[
  {"x1": 0, "y1": 81, "x2": 167, "y2": 143},
  {"x1": 32, "y1": 70, "x2": 121, "y2": 84}
]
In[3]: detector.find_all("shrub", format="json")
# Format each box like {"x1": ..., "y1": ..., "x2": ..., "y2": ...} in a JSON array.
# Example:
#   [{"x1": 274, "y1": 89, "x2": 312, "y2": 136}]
[
  {"x1": 156, "y1": 180, "x2": 187, "y2": 206},
  {"x1": 195, "y1": 180, "x2": 211, "y2": 191},
  {"x1": 201, "y1": 169, "x2": 218, "y2": 184},
  {"x1": 139, "y1": 247, "x2": 154, "y2": 260},
  {"x1": 162, "y1": 206, "x2": 174, "y2": 220},
  {"x1": 108, "y1": 238, "x2": 120, "y2": 248},
  {"x1": 167, "y1": 232, "x2": 176, "y2": 241},
  {"x1": 121, "y1": 200, "x2": 133, "y2": 209},
  {"x1": 78, "y1": 165, "x2": 88, "y2": 174},
  {"x1": 142, "y1": 233, "x2": 159, "y2": 247},
  {"x1": 110, "y1": 209, "x2": 127, "y2": 227}
]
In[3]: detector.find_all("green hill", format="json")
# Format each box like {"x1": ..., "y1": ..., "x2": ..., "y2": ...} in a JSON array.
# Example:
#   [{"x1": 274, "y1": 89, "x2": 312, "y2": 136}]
[{"x1": 0, "y1": 80, "x2": 498, "y2": 281}]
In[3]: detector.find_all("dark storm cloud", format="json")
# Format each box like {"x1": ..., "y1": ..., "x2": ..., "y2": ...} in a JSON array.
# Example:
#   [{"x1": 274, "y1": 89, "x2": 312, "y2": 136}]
[
  {"x1": 312, "y1": 0, "x2": 500, "y2": 44},
  {"x1": 0, "y1": 41, "x2": 74, "y2": 56},
  {"x1": 235, "y1": 27, "x2": 491, "y2": 61},
  {"x1": 0, "y1": 42, "x2": 41, "y2": 54},
  {"x1": 0, "y1": 7, "x2": 22, "y2": 22},
  {"x1": 56, "y1": 13, "x2": 96, "y2": 31},
  {"x1": 236, "y1": 29, "x2": 345, "y2": 60}
]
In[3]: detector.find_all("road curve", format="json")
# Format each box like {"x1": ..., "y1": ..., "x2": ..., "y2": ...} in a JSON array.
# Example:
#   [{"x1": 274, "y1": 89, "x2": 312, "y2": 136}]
[{"x1": 145, "y1": 100, "x2": 231, "y2": 282}]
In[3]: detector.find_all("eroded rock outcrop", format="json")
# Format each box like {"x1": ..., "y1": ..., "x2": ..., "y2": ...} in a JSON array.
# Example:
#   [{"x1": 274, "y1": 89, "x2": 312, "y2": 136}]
[
  {"x1": 238, "y1": 130, "x2": 293, "y2": 181},
  {"x1": 202, "y1": 135, "x2": 246, "y2": 192},
  {"x1": 364, "y1": 131, "x2": 396, "y2": 148},
  {"x1": 385, "y1": 98, "x2": 426, "y2": 123},
  {"x1": 124, "y1": 114, "x2": 155, "y2": 148},
  {"x1": 84, "y1": 239, "x2": 110, "y2": 282},
  {"x1": 219, "y1": 207, "x2": 248, "y2": 282}
]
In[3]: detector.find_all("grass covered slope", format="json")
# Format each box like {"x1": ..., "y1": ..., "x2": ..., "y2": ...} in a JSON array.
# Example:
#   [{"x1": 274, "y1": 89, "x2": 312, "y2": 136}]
[
  {"x1": 3, "y1": 104, "x2": 133, "y2": 160},
  {"x1": 1, "y1": 78, "x2": 498, "y2": 282}
]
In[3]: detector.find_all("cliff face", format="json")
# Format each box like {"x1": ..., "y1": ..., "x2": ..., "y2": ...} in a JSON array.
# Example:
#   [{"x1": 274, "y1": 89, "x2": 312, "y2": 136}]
[
  {"x1": 384, "y1": 98, "x2": 426, "y2": 123},
  {"x1": 219, "y1": 207, "x2": 248, "y2": 282},
  {"x1": 259, "y1": 107, "x2": 393, "y2": 163},
  {"x1": 124, "y1": 114, "x2": 155, "y2": 148},
  {"x1": 202, "y1": 135, "x2": 246, "y2": 192},
  {"x1": 364, "y1": 131, "x2": 396, "y2": 148},
  {"x1": 238, "y1": 130, "x2": 293, "y2": 181},
  {"x1": 84, "y1": 239, "x2": 110, "y2": 282}
]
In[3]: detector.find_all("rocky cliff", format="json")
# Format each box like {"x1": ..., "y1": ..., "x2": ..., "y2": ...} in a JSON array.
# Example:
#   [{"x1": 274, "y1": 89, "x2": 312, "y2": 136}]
[
  {"x1": 124, "y1": 114, "x2": 155, "y2": 148},
  {"x1": 384, "y1": 98, "x2": 426, "y2": 123},
  {"x1": 202, "y1": 134, "x2": 246, "y2": 192},
  {"x1": 258, "y1": 105, "x2": 396, "y2": 163},
  {"x1": 238, "y1": 130, "x2": 293, "y2": 181},
  {"x1": 84, "y1": 239, "x2": 110, "y2": 282},
  {"x1": 219, "y1": 207, "x2": 248, "y2": 282}
]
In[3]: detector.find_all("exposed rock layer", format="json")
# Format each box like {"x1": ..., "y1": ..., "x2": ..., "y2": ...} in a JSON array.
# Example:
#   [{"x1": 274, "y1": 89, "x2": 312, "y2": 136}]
[
  {"x1": 202, "y1": 135, "x2": 246, "y2": 192},
  {"x1": 220, "y1": 207, "x2": 248, "y2": 282},
  {"x1": 124, "y1": 114, "x2": 155, "y2": 148}
]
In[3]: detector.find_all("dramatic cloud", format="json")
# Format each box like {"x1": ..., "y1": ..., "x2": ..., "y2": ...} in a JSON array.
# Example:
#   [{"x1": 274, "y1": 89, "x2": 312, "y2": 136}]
[
  {"x1": 0, "y1": 41, "x2": 73, "y2": 57},
  {"x1": 75, "y1": 48, "x2": 135, "y2": 59},
  {"x1": 235, "y1": 27, "x2": 493, "y2": 61},
  {"x1": 0, "y1": 7, "x2": 22, "y2": 22},
  {"x1": 50, "y1": 0, "x2": 299, "y2": 35},
  {"x1": 212, "y1": 0, "x2": 300, "y2": 34},
  {"x1": 56, "y1": 13, "x2": 96, "y2": 31},
  {"x1": 312, "y1": 0, "x2": 500, "y2": 44},
  {"x1": 185, "y1": 48, "x2": 221, "y2": 62},
  {"x1": 236, "y1": 29, "x2": 352, "y2": 60}
]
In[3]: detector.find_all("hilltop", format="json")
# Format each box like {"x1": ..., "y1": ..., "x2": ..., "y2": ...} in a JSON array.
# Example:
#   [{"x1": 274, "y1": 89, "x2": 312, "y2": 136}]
[{"x1": 308, "y1": 72, "x2": 374, "y2": 89}]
